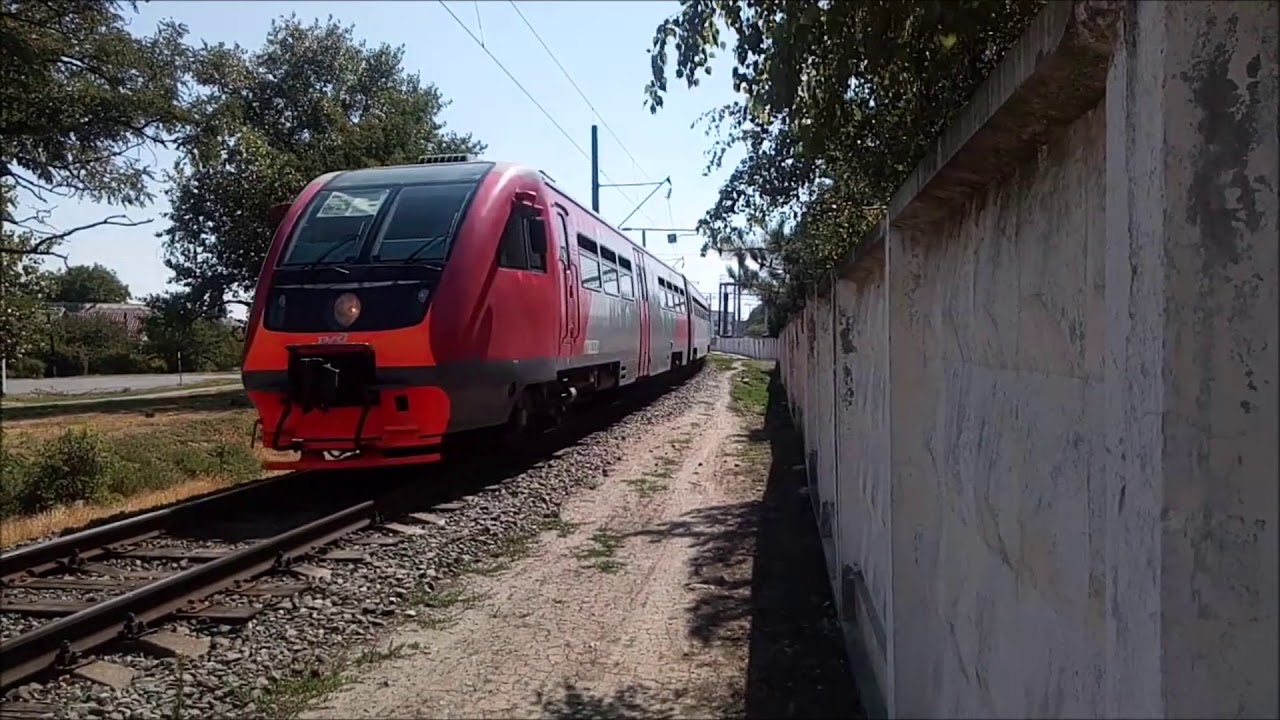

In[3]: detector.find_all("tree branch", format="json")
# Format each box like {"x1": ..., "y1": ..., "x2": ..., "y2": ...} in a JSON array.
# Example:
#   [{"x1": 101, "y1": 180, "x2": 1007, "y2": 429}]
[{"x1": 1, "y1": 215, "x2": 153, "y2": 264}]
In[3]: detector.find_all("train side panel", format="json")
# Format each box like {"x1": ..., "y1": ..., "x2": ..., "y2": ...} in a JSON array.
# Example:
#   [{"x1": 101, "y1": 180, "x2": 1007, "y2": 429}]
[{"x1": 550, "y1": 190, "x2": 643, "y2": 384}]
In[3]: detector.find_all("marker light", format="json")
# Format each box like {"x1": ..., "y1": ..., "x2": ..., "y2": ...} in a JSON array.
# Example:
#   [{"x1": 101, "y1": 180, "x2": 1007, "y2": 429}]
[{"x1": 334, "y1": 292, "x2": 361, "y2": 328}]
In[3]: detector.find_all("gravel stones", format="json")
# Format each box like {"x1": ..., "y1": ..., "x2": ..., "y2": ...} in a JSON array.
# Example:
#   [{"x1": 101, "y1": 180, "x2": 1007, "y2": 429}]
[{"x1": 0, "y1": 370, "x2": 715, "y2": 720}]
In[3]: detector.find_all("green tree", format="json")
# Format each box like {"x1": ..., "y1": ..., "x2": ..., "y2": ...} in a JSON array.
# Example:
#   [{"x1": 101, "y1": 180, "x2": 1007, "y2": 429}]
[
  {"x1": 0, "y1": 0, "x2": 196, "y2": 260},
  {"x1": 141, "y1": 291, "x2": 241, "y2": 372},
  {"x1": 51, "y1": 311, "x2": 131, "y2": 375},
  {"x1": 0, "y1": 225, "x2": 55, "y2": 365},
  {"x1": 160, "y1": 14, "x2": 486, "y2": 312},
  {"x1": 644, "y1": 0, "x2": 1044, "y2": 317},
  {"x1": 46, "y1": 263, "x2": 130, "y2": 303}
]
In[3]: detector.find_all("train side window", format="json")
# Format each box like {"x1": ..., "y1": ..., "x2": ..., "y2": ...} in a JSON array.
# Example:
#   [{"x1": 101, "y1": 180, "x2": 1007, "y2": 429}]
[
  {"x1": 578, "y1": 235, "x2": 601, "y2": 291},
  {"x1": 524, "y1": 217, "x2": 548, "y2": 272},
  {"x1": 602, "y1": 264, "x2": 620, "y2": 296},
  {"x1": 599, "y1": 247, "x2": 619, "y2": 296},
  {"x1": 498, "y1": 211, "x2": 529, "y2": 270},
  {"x1": 618, "y1": 257, "x2": 634, "y2": 300}
]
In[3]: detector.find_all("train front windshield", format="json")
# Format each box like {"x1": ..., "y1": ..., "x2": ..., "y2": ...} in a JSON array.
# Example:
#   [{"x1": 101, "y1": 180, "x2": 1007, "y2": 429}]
[{"x1": 280, "y1": 182, "x2": 476, "y2": 267}]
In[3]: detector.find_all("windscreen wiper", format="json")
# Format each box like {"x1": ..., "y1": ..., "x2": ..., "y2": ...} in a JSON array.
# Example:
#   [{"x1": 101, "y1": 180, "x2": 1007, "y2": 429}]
[
  {"x1": 293, "y1": 229, "x2": 365, "y2": 274},
  {"x1": 397, "y1": 236, "x2": 447, "y2": 265}
]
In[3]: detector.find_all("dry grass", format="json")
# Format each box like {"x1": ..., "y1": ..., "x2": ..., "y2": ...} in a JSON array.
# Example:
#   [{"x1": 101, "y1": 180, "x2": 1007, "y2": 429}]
[
  {"x1": 0, "y1": 390, "x2": 294, "y2": 541},
  {"x1": 0, "y1": 475, "x2": 235, "y2": 548}
]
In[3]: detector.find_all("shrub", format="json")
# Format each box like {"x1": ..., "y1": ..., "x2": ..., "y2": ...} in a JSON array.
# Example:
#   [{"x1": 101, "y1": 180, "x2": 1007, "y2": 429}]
[
  {"x1": 7, "y1": 357, "x2": 46, "y2": 379},
  {"x1": 21, "y1": 427, "x2": 114, "y2": 513},
  {"x1": 95, "y1": 351, "x2": 166, "y2": 375},
  {"x1": 0, "y1": 440, "x2": 31, "y2": 519}
]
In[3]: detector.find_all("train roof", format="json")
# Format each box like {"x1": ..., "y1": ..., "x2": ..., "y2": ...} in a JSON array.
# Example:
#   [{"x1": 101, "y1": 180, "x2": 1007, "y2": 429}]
[
  {"x1": 326, "y1": 160, "x2": 496, "y2": 188},
  {"x1": 329, "y1": 159, "x2": 707, "y2": 301}
]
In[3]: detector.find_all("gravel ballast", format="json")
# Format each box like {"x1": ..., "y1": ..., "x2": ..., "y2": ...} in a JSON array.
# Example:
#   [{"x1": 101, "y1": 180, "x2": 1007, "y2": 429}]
[{"x1": 1, "y1": 369, "x2": 714, "y2": 719}]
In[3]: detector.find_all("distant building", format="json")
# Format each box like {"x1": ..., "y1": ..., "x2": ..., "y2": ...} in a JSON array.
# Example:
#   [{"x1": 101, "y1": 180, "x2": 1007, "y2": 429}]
[{"x1": 46, "y1": 302, "x2": 151, "y2": 338}]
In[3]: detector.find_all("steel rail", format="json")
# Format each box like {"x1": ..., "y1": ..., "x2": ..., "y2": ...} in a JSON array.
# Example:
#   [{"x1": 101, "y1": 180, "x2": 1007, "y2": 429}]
[
  {"x1": 0, "y1": 483, "x2": 394, "y2": 692},
  {"x1": 0, "y1": 473, "x2": 307, "y2": 581}
]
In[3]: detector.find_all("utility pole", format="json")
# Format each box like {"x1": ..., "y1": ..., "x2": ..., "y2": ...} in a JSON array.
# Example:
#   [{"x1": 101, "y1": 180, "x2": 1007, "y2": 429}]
[
  {"x1": 590, "y1": 124, "x2": 600, "y2": 213},
  {"x1": 620, "y1": 226, "x2": 697, "y2": 249},
  {"x1": 590, "y1": 124, "x2": 671, "y2": 225}
]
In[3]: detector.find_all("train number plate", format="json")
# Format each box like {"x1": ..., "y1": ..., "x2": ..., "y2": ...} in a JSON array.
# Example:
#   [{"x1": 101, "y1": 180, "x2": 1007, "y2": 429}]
[
  {"x1": 584, "y1": 340, "x2": 600, "y2": 355},
  {"x1": 315, "y1": 334, "x2": 350, "y2": 344}
]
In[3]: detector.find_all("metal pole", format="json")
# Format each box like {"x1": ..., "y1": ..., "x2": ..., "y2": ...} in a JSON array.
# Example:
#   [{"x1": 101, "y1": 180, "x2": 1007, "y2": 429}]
[
  {"x1": 641, "y1": 230, "x2": 647, "y2": 248},
  {"x1": 735, "y1": 283, "x2": 742, "y2": 337},
  {"x1": 590, "y1": 124, "x2": 600, "y2": 213},
  {"x1": 1, "y1": 357, "x2": 7, "y2": 397}
]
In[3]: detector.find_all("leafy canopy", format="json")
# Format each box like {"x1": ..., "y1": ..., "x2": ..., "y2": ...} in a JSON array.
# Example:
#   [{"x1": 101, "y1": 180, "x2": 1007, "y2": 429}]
[
  {"x1": 0, "y1": 0, "x2": 195, "y2": 259},
  {"x1": 51, "y1": 311, "x2": 131, "y2": 374},
  {"x1": 45, "y1": 263, "x2": 131, "y2": 303},
  {"x1": 141, "y1": 291, "x2": 241, "y2": 372},
  {"x1": 160, "y1": 14, "x2": 486, "y2": 312},
  {"x1": 0, "y1": 227, "x2": 55, "y2": 362},
  {"x1": 644, "y1": 0, "x2": 1044, "y2": 312}
]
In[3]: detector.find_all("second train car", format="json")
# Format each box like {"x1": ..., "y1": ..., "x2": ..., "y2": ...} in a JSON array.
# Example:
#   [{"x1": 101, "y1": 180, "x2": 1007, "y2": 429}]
[{"x1": 241, "y1": 155, "x2": 712, "y2": 471}]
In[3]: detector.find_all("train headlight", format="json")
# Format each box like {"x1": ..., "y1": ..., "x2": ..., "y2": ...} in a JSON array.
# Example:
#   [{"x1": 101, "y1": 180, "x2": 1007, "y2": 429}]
[{"x1": 334, "y1": 292, "x2": 361, "y2": 328}]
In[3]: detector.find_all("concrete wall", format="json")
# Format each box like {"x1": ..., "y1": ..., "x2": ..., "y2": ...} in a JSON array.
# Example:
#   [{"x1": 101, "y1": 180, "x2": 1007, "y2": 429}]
[
  {"x1": 779, "y1": 2, "x2": 1278, "y2": 718},
  {"x1": 710, "y1": 336, "x2": 778, "y2": 361}
]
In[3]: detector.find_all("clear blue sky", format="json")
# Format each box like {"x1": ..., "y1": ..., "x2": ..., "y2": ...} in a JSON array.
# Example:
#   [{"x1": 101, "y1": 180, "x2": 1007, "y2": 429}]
[{"x1": 33, "y1": 0, "x2": 755, "y2": 312}]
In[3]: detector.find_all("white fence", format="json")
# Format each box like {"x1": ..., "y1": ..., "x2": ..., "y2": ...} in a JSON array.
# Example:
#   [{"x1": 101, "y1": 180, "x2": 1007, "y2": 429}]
[{"x1": 710, "y1": 336, "x2": 777, "y2": 361}]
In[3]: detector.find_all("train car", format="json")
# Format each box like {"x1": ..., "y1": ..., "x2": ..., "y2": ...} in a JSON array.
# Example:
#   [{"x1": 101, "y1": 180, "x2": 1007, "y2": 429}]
[{"x1": 241, "y1": 155, "x2": 712, "y2": 471}]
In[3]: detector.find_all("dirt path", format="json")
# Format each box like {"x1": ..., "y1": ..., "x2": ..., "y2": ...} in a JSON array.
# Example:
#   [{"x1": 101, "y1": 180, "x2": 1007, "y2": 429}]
[{"x1": 302, "y1": 364, "x2": 763, "y2": 719}]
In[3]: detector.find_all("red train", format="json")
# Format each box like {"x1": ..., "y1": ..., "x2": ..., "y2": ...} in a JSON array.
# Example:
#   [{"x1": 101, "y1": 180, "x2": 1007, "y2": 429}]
[{"x1": 242, "y1": 155, "x2": 713, "y2": 471}]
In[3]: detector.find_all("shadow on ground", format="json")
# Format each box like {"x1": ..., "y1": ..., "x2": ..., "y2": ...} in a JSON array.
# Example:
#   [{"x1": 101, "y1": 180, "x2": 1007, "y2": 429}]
[
  {"x1": 539, "y1": 367, "x2": 861, "y2": 719},
  {"x1": 536, "y1": 682, "x2": 678, "y2": 720}
]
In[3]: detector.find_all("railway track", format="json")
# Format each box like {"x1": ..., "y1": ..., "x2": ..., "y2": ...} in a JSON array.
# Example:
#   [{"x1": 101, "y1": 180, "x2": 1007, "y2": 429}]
[
  {"x1": 0, "y1": 368, "x2": 701, "y2": 698},
  {"x1": 0, "y1": 469, "x2": 429, "y2": 693}
]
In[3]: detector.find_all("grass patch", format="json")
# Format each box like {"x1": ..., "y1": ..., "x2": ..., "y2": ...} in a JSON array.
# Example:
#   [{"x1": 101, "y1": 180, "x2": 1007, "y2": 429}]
[
  {"x1": 707, "y1": 354, "x2": 738, "y2": 372},
  {"x1": 541, "y1": 515, "x2": 581, "y2": 537},
  {"x1": 253, "y1": 664, "x2": 349, "y2": 719},
  {"x1": 409, "y1": 583, "x2": 488, "y2": 631},
  {"x1": 0, "y1": 392, "x2": 267, "y2": 539},
  {"x1": 627, "y1": 476, "x2": 668, "y2": 497},
  {"x1": 729, "y1": 362, "x2": 771, "y2": 417},
  {"x1": 575, "y1": 528, "x2": 625, "y2": 572},
  {"x1": 250, "y1": 640, "x2": 422, "y2": 718}
]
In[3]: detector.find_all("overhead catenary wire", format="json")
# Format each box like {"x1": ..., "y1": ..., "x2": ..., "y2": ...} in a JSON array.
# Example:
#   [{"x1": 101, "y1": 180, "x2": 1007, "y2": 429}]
[
  {"x1": 437, "y1": 1, "x2": 590, "y2": 162},
  {"x1": 507, "y1": 0, "x2": 653, "y2": 182},
  {"x1": 504, "y1": 1, "x2": 659, "y2": 225},
  {"x1": 437, "y1": 0, "x2": 656, "y2": 226}
]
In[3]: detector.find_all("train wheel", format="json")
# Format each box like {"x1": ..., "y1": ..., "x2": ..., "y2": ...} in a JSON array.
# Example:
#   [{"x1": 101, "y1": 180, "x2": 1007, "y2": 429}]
[{"x1": 503, "y1": 389, "x2": 536, "y2": 453}]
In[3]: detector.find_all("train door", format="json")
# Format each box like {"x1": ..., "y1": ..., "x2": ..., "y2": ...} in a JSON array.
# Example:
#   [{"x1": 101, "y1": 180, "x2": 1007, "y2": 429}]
[
  {"x1": 683, "y1": 279, "x2": 694, "y2": 361},
  {"x1": 555, "y1": 206, "x2": 579, "y2": 353},
  {"x1": 633, "y1": 248, "x2": 650, "y2": 376}
]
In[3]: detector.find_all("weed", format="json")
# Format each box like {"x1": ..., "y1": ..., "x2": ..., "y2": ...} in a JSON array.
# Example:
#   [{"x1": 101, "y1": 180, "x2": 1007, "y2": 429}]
[
  {"x1": 540, "y1": 515, "x2": 580, "y2": 537},
  {"x1": 627, "y1": 477, "x2": 668, "y2": 497},
  {"x1": 415, "y1": 585, "x2": 485, "y2": 610},
  {"x1": 593, "y1": 558, "x2": 625, "y2": 574},
  {"x1": 354, "y1": 641, "x2": 418, "y2": 666},
  {"x1": 575, "y1": 528, "x2": 625, "y2": 572},
  {"x1": 255, "y1": 664, "x2": 347, "y2": 719}
]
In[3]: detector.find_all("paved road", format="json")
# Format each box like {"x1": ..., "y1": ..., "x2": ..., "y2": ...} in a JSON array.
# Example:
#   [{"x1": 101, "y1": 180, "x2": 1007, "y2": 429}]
[{"x1": 3, "y1": 372, "x2": 241, "y2": 396}]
